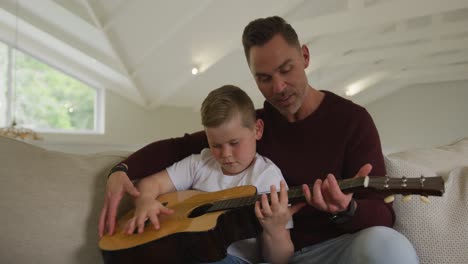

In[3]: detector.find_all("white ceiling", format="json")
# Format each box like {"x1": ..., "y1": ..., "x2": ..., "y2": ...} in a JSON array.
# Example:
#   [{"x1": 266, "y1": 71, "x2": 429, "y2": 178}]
[{"x1": 1, "y1": 0, "x2": 467, "y2": 110}]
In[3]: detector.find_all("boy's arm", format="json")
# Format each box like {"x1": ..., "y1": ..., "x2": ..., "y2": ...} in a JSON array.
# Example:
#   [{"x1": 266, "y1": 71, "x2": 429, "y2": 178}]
[
  {"x1": 256, "y1": 181, "x2": 304, "y2": 264},
  {"x1": 137, "y1": 169, "x2": 176, "y2": 199},
  {"x1": 260, "y1": 229, "x2": 294, "y2": 264},
  {"x1": 124, "y1": 169, "x2": 176, "y2": 234}
]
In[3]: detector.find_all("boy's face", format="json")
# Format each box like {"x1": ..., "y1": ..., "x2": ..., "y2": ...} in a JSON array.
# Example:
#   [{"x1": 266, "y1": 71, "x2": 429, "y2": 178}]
[{"x1": 205, "y1": 113, "x2": 263, "y2": 175}]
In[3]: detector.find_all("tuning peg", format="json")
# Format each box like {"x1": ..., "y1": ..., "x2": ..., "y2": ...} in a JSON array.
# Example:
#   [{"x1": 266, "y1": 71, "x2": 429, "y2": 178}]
[
  {"x1": 402, "y1": 195, "x2": 412, "y2": 202},
  {"x1": 419, "y1": 195, "x2": 430, "y2": 204},
  {"x1": 384, "y1": 195, "x2": 395, "y2": 203}
]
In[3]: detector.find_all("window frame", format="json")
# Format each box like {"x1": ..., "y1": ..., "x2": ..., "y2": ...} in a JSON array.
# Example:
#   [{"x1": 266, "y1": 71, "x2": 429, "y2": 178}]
[{"x1": 1, "y1": 40, "x2": 105, "y2": 134}]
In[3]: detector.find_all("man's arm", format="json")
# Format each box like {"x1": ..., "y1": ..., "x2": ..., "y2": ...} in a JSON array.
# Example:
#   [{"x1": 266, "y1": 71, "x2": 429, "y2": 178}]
[
  {"x1": 99, "y1": 131, "x2": 208, "y2": 237},
  {"x1": 337, "y1": 108, "x2": 394, "y2": 231},
  {"x1": 123, "y1": 131, "x2": 208, "y2": 180},
  {"x1": 302, "y1": 108, "x2": 393, "y2": 232}
]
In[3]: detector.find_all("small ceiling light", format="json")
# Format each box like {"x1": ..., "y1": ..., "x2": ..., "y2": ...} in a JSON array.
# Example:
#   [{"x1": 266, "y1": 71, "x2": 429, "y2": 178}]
[
  {"x1": 191, "y1": 67, "x2": 199, "y2": 75},
  {"x1": 345, "y1": 71, "x2": 389, "y2": 97},
  {"x1": 345, "y1": 83, "x2": 361, "y2": 96}
]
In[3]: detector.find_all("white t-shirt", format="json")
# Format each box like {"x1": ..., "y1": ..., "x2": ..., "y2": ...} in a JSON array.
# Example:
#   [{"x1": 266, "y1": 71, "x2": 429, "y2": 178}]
[{"x1": 166, "y1": 148, "x2": 293, "y2": 263}]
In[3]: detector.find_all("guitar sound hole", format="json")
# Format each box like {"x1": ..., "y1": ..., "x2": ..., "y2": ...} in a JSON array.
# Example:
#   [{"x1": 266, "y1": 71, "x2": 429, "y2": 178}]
[{"x1": 188, "y1": 203, "x2": 213, "y2": 218}]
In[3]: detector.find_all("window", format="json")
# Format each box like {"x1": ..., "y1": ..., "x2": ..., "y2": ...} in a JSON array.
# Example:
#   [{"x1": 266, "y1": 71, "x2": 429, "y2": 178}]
[
  {"x1": 0, "y1": 42, "x2": 7, "y2": 127},
  {"x1": 0, "y1": 41, "x2": 103, "y2": 134}
]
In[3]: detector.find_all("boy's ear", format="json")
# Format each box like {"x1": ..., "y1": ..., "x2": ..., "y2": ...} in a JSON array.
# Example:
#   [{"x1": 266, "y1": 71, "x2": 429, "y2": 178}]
[{"x1": 255, "y1": 119, "x2": 264, "y2": 140}]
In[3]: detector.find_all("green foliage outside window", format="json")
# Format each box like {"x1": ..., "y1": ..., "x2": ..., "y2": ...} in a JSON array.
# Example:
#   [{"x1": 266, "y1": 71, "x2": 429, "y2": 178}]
[{"x1": 4, "y1": 47, "x2": 96, "y2": 131}]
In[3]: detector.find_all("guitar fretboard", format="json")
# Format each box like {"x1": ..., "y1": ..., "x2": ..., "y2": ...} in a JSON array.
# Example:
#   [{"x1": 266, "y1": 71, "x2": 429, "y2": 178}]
[{"x1": 207, "y1": 177, "x2": 367, "y2": 213}]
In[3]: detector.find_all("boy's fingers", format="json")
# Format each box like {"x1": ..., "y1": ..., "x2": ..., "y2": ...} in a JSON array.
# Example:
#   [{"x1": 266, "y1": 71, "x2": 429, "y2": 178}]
[
  {"x1": 279, "y1": 181, "x2": 288, "y2": 205},
  {"x1": 290, "y1": 202, "x2": 306, "y2": 215},
  {"x1": 254, "y1": 201, "x2": 264, "y2": 219}
]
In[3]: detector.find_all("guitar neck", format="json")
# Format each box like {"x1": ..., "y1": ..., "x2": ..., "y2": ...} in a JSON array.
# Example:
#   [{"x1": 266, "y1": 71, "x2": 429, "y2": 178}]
[
  {"x1": 208, "y1": 177, "x2": 367, "y2": 212},
  {"x1": 207, "y1": 175, "x2": 444, "y2": 213}
]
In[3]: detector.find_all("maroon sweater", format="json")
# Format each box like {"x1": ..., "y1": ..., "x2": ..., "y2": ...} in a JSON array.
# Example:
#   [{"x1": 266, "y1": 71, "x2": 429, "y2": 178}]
[{"x1": 122, "y1": 91, "x2": 394, "y2": 250}]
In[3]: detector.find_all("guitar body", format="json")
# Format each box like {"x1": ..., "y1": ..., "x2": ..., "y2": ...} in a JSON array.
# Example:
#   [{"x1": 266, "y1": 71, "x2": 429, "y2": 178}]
[{"x1": 100, "y1": 185, "x2": 262, "y2": 263}]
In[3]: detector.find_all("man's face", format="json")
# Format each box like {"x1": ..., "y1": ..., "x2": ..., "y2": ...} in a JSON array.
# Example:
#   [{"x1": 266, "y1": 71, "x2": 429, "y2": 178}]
[
  {"x1": 205, "y1": 113, "x2": 262, "y2": 175},
  {"x1": 248, "y1": 34, "x2": 310, "y2": 119}
]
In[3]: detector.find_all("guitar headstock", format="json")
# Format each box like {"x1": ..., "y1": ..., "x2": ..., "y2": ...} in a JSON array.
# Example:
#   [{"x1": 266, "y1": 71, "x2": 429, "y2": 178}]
[
  {"x1": 295, "y1": 175, "x2": 445, "y2": 205},
  {"x1": 365, "y1": 175, "x2": 445, "y2": 204}
]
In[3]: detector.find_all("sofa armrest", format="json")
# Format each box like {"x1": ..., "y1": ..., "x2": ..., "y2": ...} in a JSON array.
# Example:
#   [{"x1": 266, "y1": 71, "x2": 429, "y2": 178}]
[{"x1": 385, "y1": 156, "x2": 468, "y2": 264}]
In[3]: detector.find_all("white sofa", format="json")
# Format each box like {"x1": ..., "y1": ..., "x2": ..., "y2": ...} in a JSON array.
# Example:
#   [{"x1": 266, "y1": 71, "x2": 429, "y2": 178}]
[
  {"x1": 0, "y1": 136, "x2": 467, "y2": 264},
  {"x1": 385, "y1": 138, "x2": 468, "y2": 264}
]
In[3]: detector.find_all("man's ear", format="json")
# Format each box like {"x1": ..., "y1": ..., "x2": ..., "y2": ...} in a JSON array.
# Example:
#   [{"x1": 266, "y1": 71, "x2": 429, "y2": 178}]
[
  {"x1": 301, "y1": 44, "x2": 310, "y2": 68},
  {"x1": 255, "y1": 119, "x2": 264, "y2": 140}
]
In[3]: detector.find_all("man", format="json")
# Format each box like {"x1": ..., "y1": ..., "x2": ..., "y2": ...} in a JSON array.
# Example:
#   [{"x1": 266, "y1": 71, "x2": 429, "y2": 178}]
[{"x1": 99, "y1": 16, "x2": 418, "y2": 263}]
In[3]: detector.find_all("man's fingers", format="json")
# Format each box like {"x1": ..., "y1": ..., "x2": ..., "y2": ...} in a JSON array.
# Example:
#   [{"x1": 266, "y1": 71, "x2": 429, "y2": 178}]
[
  {"x1": 322, "y1": 174, "x2": 353, "y2": 212},
  {"x1": 302, "y1": 184, "x2": 312, "y2": 204},
  {"x1": 124, "y1": 180, "x2": 140, "y2": 198},
  {"x1": 354, "y1": 163, "x2": 373, "y2": 178},
  {"x1": 106, "y1": 195, "x2": 122, "y2": 235},
  {"x1": 98, "y1": 199, "x2": 108, "y2": 238},
  {"x1": 325, "y1": 174, "x2": 343, "y2": 200},
  {"x1": 312, "y1": 179, "x2": 327, "y2": 211},
  {"x1": 100, "y1": 173, "x2": 138, "y2": 237}
]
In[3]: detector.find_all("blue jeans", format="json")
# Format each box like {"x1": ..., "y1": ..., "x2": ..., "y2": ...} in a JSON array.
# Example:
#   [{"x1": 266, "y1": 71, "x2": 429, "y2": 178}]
[
  {"x1": 289, "y1": 226, "x2": 419, "y2": 264},
  {"x1": 200, "y1": 254, "x2": 250, "y2": 264}
]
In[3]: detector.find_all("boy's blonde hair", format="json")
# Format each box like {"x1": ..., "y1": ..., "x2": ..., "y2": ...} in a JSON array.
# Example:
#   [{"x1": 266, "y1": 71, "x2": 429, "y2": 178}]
[{"x1": 201, "y1": 85, "x2": 256, "y2": 129}]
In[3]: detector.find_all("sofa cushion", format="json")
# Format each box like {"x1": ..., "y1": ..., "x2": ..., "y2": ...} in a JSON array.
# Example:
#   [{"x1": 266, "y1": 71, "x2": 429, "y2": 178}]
[
  {"x1": 387, "y1": 137, "x2": 468, "y2": 175},
  {"x1": 385, "y1": 143, "x2": 468, "y2": 264},
  {"x1": 0, "y1": 136, "x2": 130, "y2": 264}
]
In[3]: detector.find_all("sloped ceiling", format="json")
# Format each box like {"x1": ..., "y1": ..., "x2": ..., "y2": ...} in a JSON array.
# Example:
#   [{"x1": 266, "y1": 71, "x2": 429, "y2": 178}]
[{"x1": 1, "y1": 0, "x2": 467, "y2": 110}]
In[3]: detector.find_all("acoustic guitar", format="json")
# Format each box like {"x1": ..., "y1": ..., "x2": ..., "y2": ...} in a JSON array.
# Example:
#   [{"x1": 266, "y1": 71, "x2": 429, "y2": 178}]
[{"x1": 99, "y1": 175, "x2": 444, "y2": 263}]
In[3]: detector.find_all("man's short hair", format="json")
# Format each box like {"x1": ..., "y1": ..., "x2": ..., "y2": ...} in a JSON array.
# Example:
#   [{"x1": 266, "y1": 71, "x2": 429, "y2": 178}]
[
  {"x1": 242, "y1": 16, "x2": 300, "y2": 63},
  {"x1": 201, "y1": 85, "x2": 256, "y2": 129}
]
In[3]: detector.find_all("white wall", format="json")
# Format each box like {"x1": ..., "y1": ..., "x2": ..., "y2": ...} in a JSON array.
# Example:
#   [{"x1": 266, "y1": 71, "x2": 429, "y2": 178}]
[
  {"x1": 32, "y1": 90, "x2": 203, "y2": 153},
  {"x1": 31, "y1": 80, "x2": 468, "y2": 155},
  {"x1": 366, "y1": 80, "x2": 468, "y2": 154}
]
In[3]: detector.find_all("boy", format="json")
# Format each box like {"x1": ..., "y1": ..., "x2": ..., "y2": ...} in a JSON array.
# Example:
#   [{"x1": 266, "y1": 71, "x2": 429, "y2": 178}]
[{"x1": 123, "y1": 85, "x2": 304, "y2": 264}]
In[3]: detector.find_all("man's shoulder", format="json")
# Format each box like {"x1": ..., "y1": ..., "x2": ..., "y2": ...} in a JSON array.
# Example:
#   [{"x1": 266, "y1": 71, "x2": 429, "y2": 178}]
[
  {"x1": 174, "y1": 148, "x2": 213, "y2": 166},
  {"x1": 322, "y1": 90, "x2": 368, "y2": 117},
  {"x1": 255, "y1": 107, "x2": 266, "y2": 119},
  {"x1": 322, "y1": 90, "x2": 363, "y2": 108}
]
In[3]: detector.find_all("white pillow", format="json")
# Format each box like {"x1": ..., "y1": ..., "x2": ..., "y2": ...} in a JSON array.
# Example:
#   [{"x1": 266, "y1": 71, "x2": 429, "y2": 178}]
[
  {"x1": 387, "y1": 137, "x2": 468, "y2": 176},
  {"x1": 385, "y1": 156, "x2": 468, "y2": 264}
]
